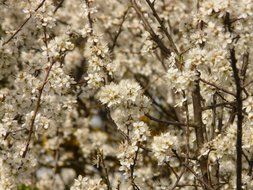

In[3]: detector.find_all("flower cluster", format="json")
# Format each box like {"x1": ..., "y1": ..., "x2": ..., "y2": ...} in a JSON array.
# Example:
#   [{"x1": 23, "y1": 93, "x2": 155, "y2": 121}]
[
  {"x1": 0, "y1": 0, "x2": 253, "y2": 189},
  {"x1": 152, "y1": 132, "x2": 181, "y2": 165},
  {"x1": 98, "y1": 79, "x2": 150, "y2": 131},
  {"x1": 70, "y1": 175, "x2": 106, "y2": 190}
]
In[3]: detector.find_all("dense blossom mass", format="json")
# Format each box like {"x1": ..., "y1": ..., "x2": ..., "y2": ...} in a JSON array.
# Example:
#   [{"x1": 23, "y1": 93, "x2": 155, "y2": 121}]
[{"x1": 0, "y1": 0, "x2": 252, "y2": 189}]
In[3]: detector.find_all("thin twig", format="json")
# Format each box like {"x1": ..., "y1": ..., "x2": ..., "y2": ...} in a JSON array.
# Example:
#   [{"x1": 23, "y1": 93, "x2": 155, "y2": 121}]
[
  {"x1": 171, "y1": 168, "x2": 186, "y2": 190},
  {"x1": 98, "y1": 151, "x2": 112, "y2": 190},
  {"x1": 85, "y1": 0, "x2": 94, "y2": 34},
  {"x1": 22, "y1": 26, "x2": 54, "y2": 158},
  {"x1": 22, "y1": 61, "x2": 55, "y2": 158},
  {"x1": 241, "y1": 52, "x2": 249, "y2": 83},
  {"x1": 183, "y1": 164, "x2": 215, "y2": 190},
  {"x1": 130, "y1": 0, "x2": 182, "y2": 68},
  {"x1": 165, "y1": 162, "x2": 179, "y2": 179},
  {"x1": 4, "y1": 128, "x2": 28, "y2": 140},
  {"x1": 145, "y1": 113, "x2": 188, "y2": 128},
  {"x1": 203, "y1": 101, "x2": 235, "y2": 111},
  {"x1": 3, "y1": 0, "x2": 46, "y2": 46},
  {"x1": 110, "y1": 7, "x2": 129, "y2": 52},
  {"x1": 53, "y1": 0, "x2": 65, "y2": 14},
  {"x1": 200, "y1": 78, "x2": 236, "y2": 97},
  {"x1": 130, "y1": 146, "x2": 140, "y2": 190},
  {"x1": 183, "y1": 91, "x2": 190, "y2": 161},
  {"x1": 145, "y1": 0, "x2": 180, "y2": 56},
  {"x1": 243, "y1": 80, "x2": 253, "y2": 88}
]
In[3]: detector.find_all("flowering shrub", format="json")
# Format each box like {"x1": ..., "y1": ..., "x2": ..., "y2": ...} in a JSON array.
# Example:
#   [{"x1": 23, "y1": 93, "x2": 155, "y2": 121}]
[{"x1": 0, "y1": 0, "x2": 252, "y2": 189}]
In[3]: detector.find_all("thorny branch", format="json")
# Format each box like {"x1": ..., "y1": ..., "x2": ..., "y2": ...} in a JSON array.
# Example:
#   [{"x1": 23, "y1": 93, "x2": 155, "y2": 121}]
[{"x1": 230, "y1": 47, "x2": 244, "y2": 190}]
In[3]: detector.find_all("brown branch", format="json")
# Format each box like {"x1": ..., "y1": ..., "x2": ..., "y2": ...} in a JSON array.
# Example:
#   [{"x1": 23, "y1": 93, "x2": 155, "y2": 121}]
[
  {"x1": 230, "y1": 47, "x2": 243, "y2": 190},
  {"x1": 165, "y1": 162, "x2": 179, "y2": 179},
  {"x1": 243, "y1": 80, "x2": 253, "y2": 88},
  {"x1": 130, "y1": 0, "x2": 182, "y2": 68},
  {"x1": 211, "y1": 94, "x2": 217, "y2": 140},
  {"x1": 241, "y1": 52, "x2": 249, "y2": 83},
  {"x1": 154, "y1": 51, "x2": 167, "y2": 70},
  {"x1": 4, "y1": 128, "x2": 28, "y2": 140},
  {"x1": 130, "y1": 146, "x2": 140, "y2": 190},
  {"x1": 133, "y1": 73, "x2": 179, "y2": 121},
  {"x1": 22, "y1": 61, "x2": 55, "y2": 158},
  {"x1": 171, "y1": 168, "x2": 186, "y2": 190},
  {"x1": 183, "y1": 164, "x2": 215, "y2": 190},
  {"x1": 22, "y1": 26, "x2": 54, "y2": 158},
  {"x1": 183, "y1": 91, "x2": 190, "y2": 161},
  {"x1": 85, "y1": 0, "x2": 94, "y2": 34},
  {"x1": 145, "y1": 0, "x2": 180, "y2": 56},
  {"x1": 202, "y1": 101, "x2": 236, "y2": 111},
  {"x1": 53, "y1": 0, "x2": 65, "y2": 14},
  {"x1": 3, "y1": 0, "x2": 46, "y2": 46},
  {"x1": 145, "y1": 113, "x2": 188, "y2": 128},
  {"x1": 98, "y1": 151, "x2": 112, "y2": 190},
  {"x1": 110, "y1": 7, "x2": 129, "y2": 52},
  {"x1": 200, "y1": 78, "x2": 236, "y2": 97},
  {"x1": 171, "y1": 149, "x2": 212, "y2": 189},
  {"x1": 192, "y1": 72, "x2": 210, "y2": 189}
]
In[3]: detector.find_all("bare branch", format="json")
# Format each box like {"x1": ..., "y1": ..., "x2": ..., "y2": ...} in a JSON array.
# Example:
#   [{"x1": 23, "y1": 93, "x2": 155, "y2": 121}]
[
  {"x1": 145, "y1": 0, "x2": 180, "y2": 56},
  {"x1": 130, "y1": 0, "x2": 183, "y2": 68},
  {"x1": 200, "y1": 78, "x2": 236, "y2": 97}
]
